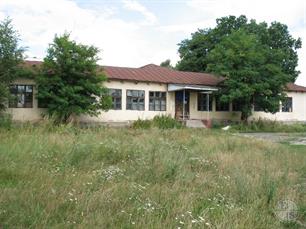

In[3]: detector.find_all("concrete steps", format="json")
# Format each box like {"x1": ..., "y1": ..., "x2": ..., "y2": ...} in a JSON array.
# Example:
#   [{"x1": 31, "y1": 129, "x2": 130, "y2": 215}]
[{"x1": 186, "y1": 119, "x2": 206, "y2": 128}]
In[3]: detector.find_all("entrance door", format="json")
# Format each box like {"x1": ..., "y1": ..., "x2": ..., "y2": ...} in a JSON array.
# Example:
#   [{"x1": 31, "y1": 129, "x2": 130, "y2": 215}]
[{"x1": 175, "y1": 91, "x2": 190, "y2": 120}]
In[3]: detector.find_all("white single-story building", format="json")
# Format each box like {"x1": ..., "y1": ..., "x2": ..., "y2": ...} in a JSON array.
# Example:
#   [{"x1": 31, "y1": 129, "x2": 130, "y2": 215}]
[{"x1": 6, "y1": 60, "x2": 306, "y2": 123}]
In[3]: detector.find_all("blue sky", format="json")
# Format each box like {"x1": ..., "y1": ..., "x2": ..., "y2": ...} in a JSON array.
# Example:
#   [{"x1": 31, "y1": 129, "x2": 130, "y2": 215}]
[{"x1": 0, "y1": 0, "x2": 305, "y2": 85}]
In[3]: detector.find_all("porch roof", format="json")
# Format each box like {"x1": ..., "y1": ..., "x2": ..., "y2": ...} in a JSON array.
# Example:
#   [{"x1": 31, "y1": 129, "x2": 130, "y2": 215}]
[{"x1": 167, "y1": 83, "x2": 218, "y2": 92}]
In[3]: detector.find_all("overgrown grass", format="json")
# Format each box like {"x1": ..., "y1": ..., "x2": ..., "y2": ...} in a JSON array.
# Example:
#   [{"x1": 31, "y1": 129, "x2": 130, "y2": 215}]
[
  {"x1": 0, "y1": 125, "x2": 305, "y2": 228},
  {"x1": 231, "y1": 119, "x2": 306, "y2": 133},
  {"x1": 0, "y1": 113, "x2": 12, "y2": 130},
  {"x1": 132, "y1": 115, "x2": 182, "y2": 129}
]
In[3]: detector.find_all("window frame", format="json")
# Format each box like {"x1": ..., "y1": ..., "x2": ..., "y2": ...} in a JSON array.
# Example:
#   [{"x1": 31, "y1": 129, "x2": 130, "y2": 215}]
[
  {"x1": 126, "y1": 89, "x2": 145, "y2": 111},
  {"x1": 109, "y1": 88, "x2": 122, "y2": 110},
  {"x1": 9, "y1": 84, "x2": 34, "y2": 108},
  {"x1": 215, "y1": 95, "x2": 229, "y2": 112},
  {"x1": 232, "y1": 100, "x2": 243, "y2": 112},
  {"x1": 282, "y1": 97, "x2": 293, "y2": 112},
  {"x1": 197, "y1": 93, "x2": 213, "y2": 111},
  {"x1": 149, "y1": 91, "x2": 167, "y2": 111}
]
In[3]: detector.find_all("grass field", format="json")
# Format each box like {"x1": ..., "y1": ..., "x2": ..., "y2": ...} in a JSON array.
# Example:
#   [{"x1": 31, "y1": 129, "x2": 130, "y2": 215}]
[{"x1": 0, "y1": 125, "x2": 305, "y2": 228}]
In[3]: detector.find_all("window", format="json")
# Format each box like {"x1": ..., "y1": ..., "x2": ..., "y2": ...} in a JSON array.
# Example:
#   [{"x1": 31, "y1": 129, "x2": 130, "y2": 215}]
[
  {"x1": 215, "y1": 95, "x2": 229, "y2": 111},
  {"x1": 232, "y1": 100, "x2": 243, "y2": 112},
  {"x1": 149, "y1": 91, "x2": 166, "y2": 111},
  {"x1": 109, "y1": 89, "x2": 122, "y2": 110},
  {"x1": 254, "y1": 101, "x2": 264, "y2": 112},
  {"x1": 197, "y1": 93, "x2": 212, "y2": 111},
  {"x1": 126, "y1": 90, "x2": 145, "y2": 110},
  {"x1": 9, "y1": 85, "x2": 33, "y2": 108},
  {"x1": 282, "y1": 97, "x2": 293, "y2": 112}
]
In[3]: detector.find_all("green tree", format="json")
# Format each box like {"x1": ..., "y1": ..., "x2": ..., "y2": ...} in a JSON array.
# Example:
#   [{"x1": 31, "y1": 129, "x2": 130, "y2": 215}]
[
  {"x1": 176, "y1": 15, "x2": 301, "y2": 121},
  {"x1": 160, "y1": 59, "x2": 173, "y2": 69},
  {"x1": 0, "y1": 18, "x2": 25, "y2": 111},
  {"x1": 37, "y1": 33, "x2": 111, "y2": 123}
]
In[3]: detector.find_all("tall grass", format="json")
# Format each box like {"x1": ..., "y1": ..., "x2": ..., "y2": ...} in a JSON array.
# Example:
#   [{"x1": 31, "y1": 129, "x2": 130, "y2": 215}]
[
  {"x1": 232, "y1": 119, "x2": 306, "y2": 133},
  {"x1": 132, "y1": 115, "x2": 182, "y2": 129},
  {"x1": 0, "y1": 125, "x2": 305, "y2": 228}
]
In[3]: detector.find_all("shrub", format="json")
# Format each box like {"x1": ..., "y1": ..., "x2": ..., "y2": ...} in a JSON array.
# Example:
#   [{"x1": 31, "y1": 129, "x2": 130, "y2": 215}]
[
  {"x1": 0, "y1": 113, "x2": 12, "y2": 130},
  {"x1": 152, "y1": 115, "x2": 182, "y2": 129},
  {"x1": 132, "y1": 115, "x2": 182, "y2": 129},
  {"x1": 132, "y1": 119, "x2": 152, "y2": 129}
]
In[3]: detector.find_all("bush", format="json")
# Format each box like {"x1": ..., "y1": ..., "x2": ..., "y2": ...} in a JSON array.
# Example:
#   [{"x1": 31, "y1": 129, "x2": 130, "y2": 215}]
[
  {"x1": 132, "y1": 119, "x2": 152, "y2": 129},
  {"x1": 132, "y1": 115, "x2": 182, "y2": 129},
  {"x1": 152, "y1": 115, "x2": 182, "y2": 129},
  {"x1": 0, "y1": 113, "x2": 12, "y2": 130}
]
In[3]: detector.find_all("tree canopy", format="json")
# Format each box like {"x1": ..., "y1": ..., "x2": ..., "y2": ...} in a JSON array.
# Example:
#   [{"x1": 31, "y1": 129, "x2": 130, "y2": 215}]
[
  {"x1": 160, "y1": 59, "x2": 173, "y2": 69},
  {"x1": 176, "y1": 15, "x2": 302, "y2": 120},
  {"x1": 0, "y1": 18, "x2": 25, "y2": 111},
  {"x1": 37, "y1": 33, "x2": 111, "y2": 123}
]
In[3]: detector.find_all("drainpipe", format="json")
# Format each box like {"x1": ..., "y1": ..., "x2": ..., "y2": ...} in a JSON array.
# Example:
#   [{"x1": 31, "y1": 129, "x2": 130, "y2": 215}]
[{"x1": 183, "y1": 89, "x2": 185, "y2": 120}]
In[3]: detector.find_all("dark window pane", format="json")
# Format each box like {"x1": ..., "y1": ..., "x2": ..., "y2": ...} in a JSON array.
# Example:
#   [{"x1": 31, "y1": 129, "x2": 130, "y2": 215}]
[
  {"x1": 198, "y1": 93, "x2": 212, "y2": 111},
  {"x1": 149, "y1": 91, "x2": 167, "y2": 111},
  {"x1": 282, "y1": 97, "x2": 292, "y2": 112},
  {"x1": 9, "y1": 85, "x2": 33, "y2": 108},
  {"x1": 109, "y1": 88, "x2": 122, "y2": 110},
  {"x1": 216, "y1": 95, "x2": 229, "y2": 111},
  {"x1": 126, "y1": 90, "x2": 145, "y2": 110}
]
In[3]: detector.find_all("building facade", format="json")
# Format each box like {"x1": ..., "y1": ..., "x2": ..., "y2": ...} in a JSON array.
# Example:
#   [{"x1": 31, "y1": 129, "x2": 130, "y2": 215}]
[{"x1": 6, "y1": 61, "x2": 306, "y2": 123}]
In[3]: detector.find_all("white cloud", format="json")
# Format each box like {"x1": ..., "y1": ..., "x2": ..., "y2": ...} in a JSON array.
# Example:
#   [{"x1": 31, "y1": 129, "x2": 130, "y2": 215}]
[
  {"x1": 0, "y1": 0, "x2": 305, "y2": 85},
  {"x1": 122, "y1": 0, "x2": 157, "y2": 25},
  {"x1": 0, "y1": 0, "x2": 159, "y2": 67}
]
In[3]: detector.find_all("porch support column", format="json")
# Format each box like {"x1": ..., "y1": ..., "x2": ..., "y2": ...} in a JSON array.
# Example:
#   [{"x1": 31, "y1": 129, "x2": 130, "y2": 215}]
[
  {"x1": 183, "y1": 89, "x2": 185, "y2": 120},
  {"x1": 206, "y1": 93, "x2": 210, "y2": 121}
]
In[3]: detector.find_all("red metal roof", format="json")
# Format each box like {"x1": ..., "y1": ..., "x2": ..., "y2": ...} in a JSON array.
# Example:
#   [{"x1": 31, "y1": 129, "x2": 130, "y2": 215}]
[
  {"x1": 23, "y1": 60, "x2": 306, "y2": 92},
  {"x1": 286, "y1": 83, "x2": 306, "y2": 92},
  {"x1": 103, "y1": 64, "x2": 224, "y2": 86}
]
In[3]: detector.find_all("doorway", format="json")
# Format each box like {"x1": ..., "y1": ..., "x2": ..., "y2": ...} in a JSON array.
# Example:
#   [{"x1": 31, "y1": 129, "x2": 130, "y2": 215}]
[{"x1": 175, "y1": 90, "x2": 190, "y2": 120}]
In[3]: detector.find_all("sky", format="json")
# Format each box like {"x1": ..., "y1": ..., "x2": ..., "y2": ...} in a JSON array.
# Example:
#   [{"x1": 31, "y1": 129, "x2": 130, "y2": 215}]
[{"x1": 0, "y1": 0, "x2": 305, "y2": 85}]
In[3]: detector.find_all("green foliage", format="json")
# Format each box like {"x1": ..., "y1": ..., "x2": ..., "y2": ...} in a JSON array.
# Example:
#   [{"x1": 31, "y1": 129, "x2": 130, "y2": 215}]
[
  {"x1": 36, "y1": 33, "x2": 112, "y2": 123},
  {"x1": 132, "y1": 118, "x2": 152, "y2": 129},
  {"x1": 160, "y1": 59, "x2": 173, "y2": 69},
  {"x1": 0, "y1": 18, "x2": 25, "y2": 111},
  {"x1": 152, "y1": 115, "x2": 182, "y2": 129},
  {"x1": 176, "y1": 15, "x2": 301, "y2": 120},
  {"x1": 232, "y1": 119, "x2": 306, "y2": 133},
  {"x1": 0, "y1": 113, "x2": 12, "y2": 130},
  {"x1": 132, "y1": 115, "x2": 182, "y2": 129}
]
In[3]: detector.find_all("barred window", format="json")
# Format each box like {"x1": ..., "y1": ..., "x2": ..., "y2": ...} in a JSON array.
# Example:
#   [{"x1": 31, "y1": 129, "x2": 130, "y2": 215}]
[
  {"x1": 282, "y1": 97, "x2": 293, "y2": 112},
  {"x1": 109, "y1": 89, "x2": 122, "y2": 110},
  {"x1": 232, "y1": 101, "x2": 243, "y2": 112},
  {"x1": 126, "y1": 90, "x2": 145, "y2": 110},
  {"x1": 9, "y1": 85, "x2": 33, "y2": 108},
  {"x1": 197, "y1": 93, "x2": 212, "y2": 111},
  {"x1": 215, "y1": 95, "x2": 229, "y2": 111},
  {"x1": 149, "y1": 91, "x2": 166, "y2": 111}
]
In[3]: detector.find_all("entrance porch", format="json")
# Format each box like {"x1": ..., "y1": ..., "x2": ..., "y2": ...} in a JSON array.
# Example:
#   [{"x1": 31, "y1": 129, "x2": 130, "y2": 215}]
[{"x1": 168, "y1": 84, "x2": 218, "y2": 125}]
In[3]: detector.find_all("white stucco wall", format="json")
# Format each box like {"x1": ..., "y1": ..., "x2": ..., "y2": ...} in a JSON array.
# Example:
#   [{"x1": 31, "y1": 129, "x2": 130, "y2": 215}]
[
  {"x1": 189, "y1": 92, "x2": 241, "y2": 121},
  {"x1": 79, "y1": 80, "x2": 175, "y2": 122},
  {"x1": 250, "y1": 92, "x2": 306, "y2": 122}
]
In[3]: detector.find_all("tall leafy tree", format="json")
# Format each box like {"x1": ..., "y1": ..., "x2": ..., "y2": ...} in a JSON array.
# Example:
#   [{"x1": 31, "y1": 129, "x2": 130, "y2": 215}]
[
  {"x1": 0, "y1": 18, "x2": 25, "y2": 111},
  {"x1": 37, "y1": 33, "x2": 111, "y2": 123},
  {"x1": 176, "y1": 15, "x2": 301, "y2": 121},
  {"x1": 160, "y1": 59, "x2": 173, "y2": 69}
]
